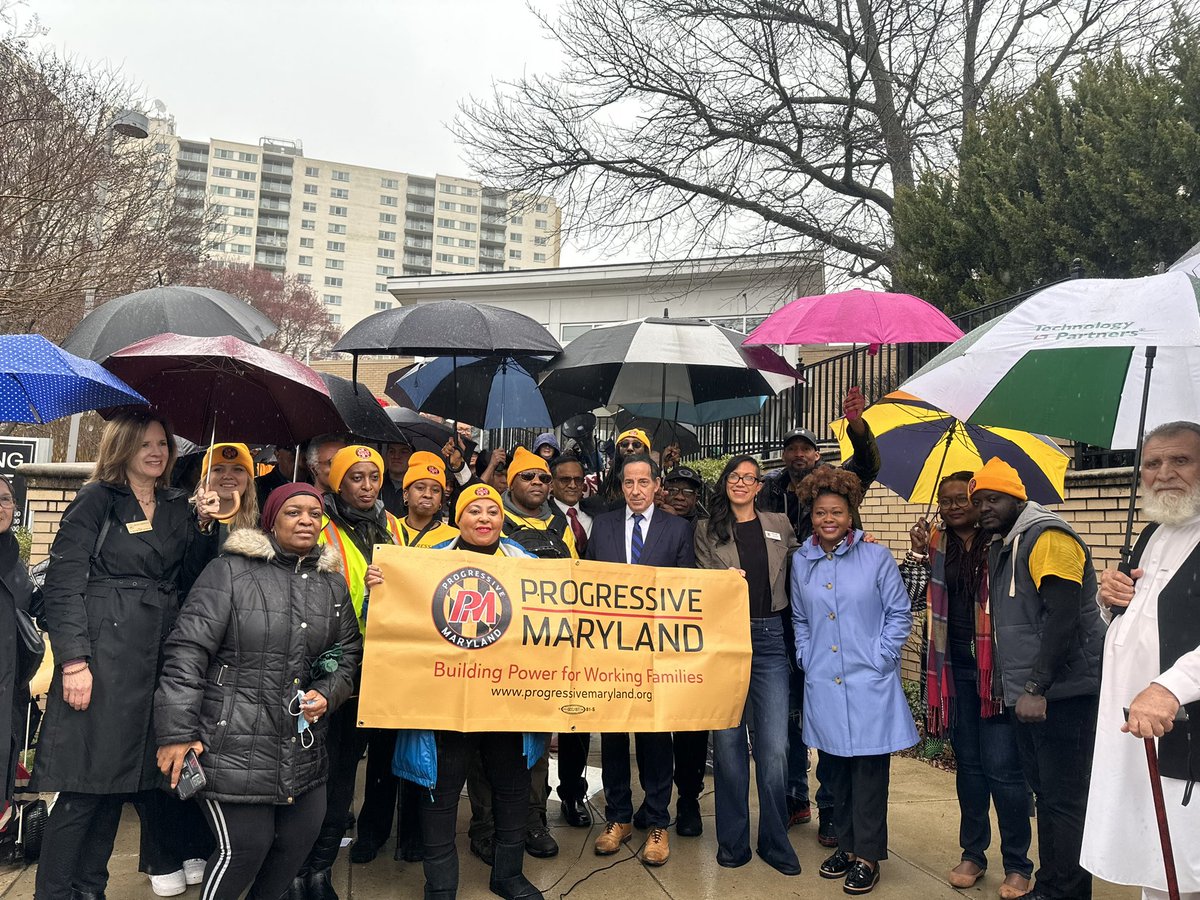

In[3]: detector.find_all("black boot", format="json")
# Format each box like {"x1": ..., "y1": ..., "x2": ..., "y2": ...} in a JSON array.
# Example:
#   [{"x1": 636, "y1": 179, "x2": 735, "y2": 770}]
[
  {"x1": 70, "y1": 892, "x2": 106, "y2": 900},
  {"x1": 488, "y1": 840, "x2": 543, "y2": 900},
  {"x1": 422, "y1": 849, "x2": 458, "y2": 900},
  {"x1": 305, "y1": 824, "x2": 344, "y2": 900},
  {"x1": 286, "y1": 873, "x2": 308, "y2": 900}
]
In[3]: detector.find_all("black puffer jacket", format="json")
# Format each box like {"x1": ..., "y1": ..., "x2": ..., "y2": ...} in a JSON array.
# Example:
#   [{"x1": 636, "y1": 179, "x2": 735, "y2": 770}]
[{"x1": 154, "y1": 529, "x2": 362, "y2": 804}]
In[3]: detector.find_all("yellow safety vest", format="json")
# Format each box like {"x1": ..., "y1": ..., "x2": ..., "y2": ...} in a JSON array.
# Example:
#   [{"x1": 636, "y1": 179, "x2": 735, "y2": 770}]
[{"x1": 319, "y1": 511, "x2": 403, "y2": 632}]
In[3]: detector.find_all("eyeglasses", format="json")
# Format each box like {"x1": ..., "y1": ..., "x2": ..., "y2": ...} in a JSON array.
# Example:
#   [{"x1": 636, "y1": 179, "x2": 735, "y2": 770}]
[
  {"x1": 518, "y1": 472, "x2": 552, "y2": 484},
  {"x1": 618, "y1": 441, "x2": 645, "y2": 451},
  {"x1": 937, "y1": 496, "x2": 972, "y2": 510},
  {"x1": 726, "y1": 473, "x2": 761, "y2": 485},
  {"x1": 665, "y1": 485, "x2": 697, "y2": 496},
  {"x1": 0, "y1": 496, "x2": 13, "y2": 508},
  {"x1": 555, "y1": 475, "x2": 584, "y2": 484}
]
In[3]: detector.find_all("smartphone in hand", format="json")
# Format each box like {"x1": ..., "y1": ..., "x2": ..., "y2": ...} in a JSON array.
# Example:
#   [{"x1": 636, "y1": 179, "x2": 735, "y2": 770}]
[{"x1": 175, "y1": 747, "x2": 207, "y2": 800}]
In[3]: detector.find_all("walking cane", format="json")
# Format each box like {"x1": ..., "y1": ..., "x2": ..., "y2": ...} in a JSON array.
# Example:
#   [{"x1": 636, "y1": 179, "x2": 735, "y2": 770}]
[{"x1": 1126, "y1": 707, "x2": 1187, "y2": 900}]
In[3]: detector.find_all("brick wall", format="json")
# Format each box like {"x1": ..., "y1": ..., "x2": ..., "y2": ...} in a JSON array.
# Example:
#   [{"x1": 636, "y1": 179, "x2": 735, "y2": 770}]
[
  {"x1": 20, "y1": 463, "x2": 94, "y2": 564},
  {"x1": 855, "y1": 465, "x2": 1144, "y2": 682}
]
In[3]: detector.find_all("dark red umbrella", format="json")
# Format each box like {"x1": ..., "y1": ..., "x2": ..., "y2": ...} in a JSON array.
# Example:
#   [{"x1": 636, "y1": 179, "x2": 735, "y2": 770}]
[{"x1": 102, "y1": 333, "x2": 344, "y2": 445}]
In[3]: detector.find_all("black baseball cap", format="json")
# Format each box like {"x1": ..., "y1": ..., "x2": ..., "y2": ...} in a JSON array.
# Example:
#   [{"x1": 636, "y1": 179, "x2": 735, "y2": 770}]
[
  {"x1": 664, "y1": 465, "x2": 703, "y2": 488},
  {"x1": 782, "y1": 428, "x2": 820, "y2": 450}
]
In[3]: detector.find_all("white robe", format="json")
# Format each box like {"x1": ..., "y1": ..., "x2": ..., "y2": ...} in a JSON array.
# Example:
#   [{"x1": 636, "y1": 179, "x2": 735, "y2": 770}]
[{"x1": 1080, "y1": 516, "x2": 1200, "y2": 893}]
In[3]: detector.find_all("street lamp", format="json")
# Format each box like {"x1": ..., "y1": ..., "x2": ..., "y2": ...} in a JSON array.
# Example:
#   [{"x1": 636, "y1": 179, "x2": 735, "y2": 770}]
[{"x1": 65, "y1": 108, "x2": 150, "y2": 463}]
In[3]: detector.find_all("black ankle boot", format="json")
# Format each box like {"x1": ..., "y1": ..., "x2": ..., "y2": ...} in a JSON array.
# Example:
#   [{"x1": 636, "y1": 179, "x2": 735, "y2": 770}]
[
  {"x1": 70, "y1": 892, "x2": 106, "y2": 900},
  {"x1": 286, "y1": 873, "x2": 307, "y2": 900},
  {"x1": 422, "y1": 849, "x2": 458, "y2": 900},
  {"x1": 488, "y1": 840, "x2": 543, "y2": 900},
  {"x1": 305, "y1": 824, "x2": 344, "y2": 900}
]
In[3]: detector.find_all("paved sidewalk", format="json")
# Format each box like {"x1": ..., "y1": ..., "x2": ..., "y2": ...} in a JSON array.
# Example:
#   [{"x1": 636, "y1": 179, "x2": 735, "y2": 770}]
[{"x1": 0, "y1": 755, "x2": 1139, "y2": 899}]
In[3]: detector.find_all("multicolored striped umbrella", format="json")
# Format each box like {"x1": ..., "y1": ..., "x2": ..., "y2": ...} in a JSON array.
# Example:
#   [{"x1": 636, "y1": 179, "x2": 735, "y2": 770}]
[
  {"x1": 900, "y1": 272, "x2": 1200, "y2": 450},
  {"x1": 831, "y1": 391, "x2": 1069, "y2": 505}
]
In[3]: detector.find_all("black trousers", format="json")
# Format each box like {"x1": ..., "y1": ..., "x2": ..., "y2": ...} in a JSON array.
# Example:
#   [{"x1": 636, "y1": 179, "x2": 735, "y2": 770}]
[
  {"x1": 422, "y1": 731, "x2": 530, "y2": 859},
  {"x1": 672, "y1": 730, "x2": 708, "y2": 803},
  {"x1": 556, "y1": 731, "x2": 591, "y2": 804},
  {"x1": 137, "y1": 789, "x2": 214, "y2": 874},
  {"x1": 356, "y1": 727, "x2": 399, "y2": 846},
  {"x1": 320, "y1": 696, "x2": 369, "y2": 833},
  {"x1": 600, "y1": 732, "x2": 674, "y2": 827},
  {"x1": 1014, "y1": 694, "x2": 1098, "y2": 900},
  {"x1": 198, "y1": 787, "x2": 326, "y2": 900},
  {"x1": 35, "y1": 789, "x2": 185, "y2": 899},
  {"x1": 820, "y1": 752, "x2": 892, "y2": 862}
]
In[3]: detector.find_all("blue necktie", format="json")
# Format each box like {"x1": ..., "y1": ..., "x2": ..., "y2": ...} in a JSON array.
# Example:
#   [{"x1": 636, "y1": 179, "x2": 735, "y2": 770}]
[{"x1": 630, "y1": 513, "x2": 644, "y2": 564}]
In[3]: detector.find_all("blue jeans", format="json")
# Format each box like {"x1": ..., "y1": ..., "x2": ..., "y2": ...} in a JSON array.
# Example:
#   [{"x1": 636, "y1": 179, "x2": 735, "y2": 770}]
[
  {"x1": 786, "y1": 666, "x2": 832, "y2": 810},
  {"x1": 949, "y1": 665, "x2": 1033, "y2": 878},
  {"x1": 712, "y1": 616, "x2": 797, "y2": 867}
]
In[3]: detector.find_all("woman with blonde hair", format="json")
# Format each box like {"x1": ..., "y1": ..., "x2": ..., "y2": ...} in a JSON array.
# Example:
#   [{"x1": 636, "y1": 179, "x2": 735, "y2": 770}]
[
  {"x1": 193, "y1": 442, "x2": 261, "y2": 540},
  {"x1": 33, "y1": 410, "x2": 218, "y2": 900}
]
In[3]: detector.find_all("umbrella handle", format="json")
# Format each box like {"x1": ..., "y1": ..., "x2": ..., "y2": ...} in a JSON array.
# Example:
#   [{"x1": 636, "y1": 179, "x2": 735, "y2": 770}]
[{"x1": 1144, "y1": 736, "x2": 1182, "y2": 900}]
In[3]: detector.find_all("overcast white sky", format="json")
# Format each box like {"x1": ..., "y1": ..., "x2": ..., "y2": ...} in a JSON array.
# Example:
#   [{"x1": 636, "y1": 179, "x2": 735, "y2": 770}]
[{"x1": 27, "y1": 0, "x2": 619, "y2": 265}]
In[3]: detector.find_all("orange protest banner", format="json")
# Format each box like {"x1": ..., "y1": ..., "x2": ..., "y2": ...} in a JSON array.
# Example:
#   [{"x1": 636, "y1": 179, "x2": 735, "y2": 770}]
[{"x1": 357, "y1": 545, "x2": 751, "y2": 733}]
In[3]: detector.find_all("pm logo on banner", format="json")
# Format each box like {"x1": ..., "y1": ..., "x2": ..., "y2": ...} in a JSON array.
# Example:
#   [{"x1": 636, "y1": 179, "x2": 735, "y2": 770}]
[{"x1": 432, "y1": 566, "x2": 513, "y2": 649}]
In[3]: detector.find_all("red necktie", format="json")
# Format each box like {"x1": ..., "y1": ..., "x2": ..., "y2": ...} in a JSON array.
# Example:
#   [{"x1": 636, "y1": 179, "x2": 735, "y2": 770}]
[{"x1": 567, "y1": 507, "x2": 587, "y2": 555}]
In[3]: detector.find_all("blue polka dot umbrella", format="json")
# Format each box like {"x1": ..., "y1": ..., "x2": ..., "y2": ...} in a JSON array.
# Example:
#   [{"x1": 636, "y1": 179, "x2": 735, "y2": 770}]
[{"x1": 0, "y1": 335, "x2": 146, "y2": 423}]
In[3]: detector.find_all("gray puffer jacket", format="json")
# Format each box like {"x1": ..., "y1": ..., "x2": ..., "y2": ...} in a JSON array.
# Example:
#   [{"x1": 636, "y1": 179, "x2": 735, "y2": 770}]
[{"x1": 154, "y1": 529, "x2": 362, "y2": 804}]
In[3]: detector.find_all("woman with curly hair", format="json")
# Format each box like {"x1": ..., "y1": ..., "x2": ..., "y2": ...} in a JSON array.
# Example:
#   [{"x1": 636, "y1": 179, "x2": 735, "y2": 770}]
[{"x1": 790, "y1": 467, "x2": 917, "y2": 895}]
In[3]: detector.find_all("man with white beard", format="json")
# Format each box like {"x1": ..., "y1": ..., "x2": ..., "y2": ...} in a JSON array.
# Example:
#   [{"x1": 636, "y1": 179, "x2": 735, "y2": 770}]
[{"x1": 1082, "y1": 421, "x2": 1200, "y2": 900}]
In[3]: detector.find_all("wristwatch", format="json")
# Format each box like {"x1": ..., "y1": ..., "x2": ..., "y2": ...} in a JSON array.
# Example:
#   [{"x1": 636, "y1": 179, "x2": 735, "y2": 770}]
[{"x1": 1023, "y1": 679, "x2": 1046, "y2": 696}]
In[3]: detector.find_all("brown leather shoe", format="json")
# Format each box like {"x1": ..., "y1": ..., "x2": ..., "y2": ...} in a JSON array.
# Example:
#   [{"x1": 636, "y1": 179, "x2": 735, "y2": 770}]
[
  {"x1": 947, "y1": 860, "x2": 985, "y2": 888},
  {"x1": 998, "y1": 873, "x2": 1032, "y2": 899},
  {"x1": 640, "y1": 827, "x2": 670, "y2": 866},
  {"x1": 594, "y1": 821, "x2": 633, "y2": 855}
]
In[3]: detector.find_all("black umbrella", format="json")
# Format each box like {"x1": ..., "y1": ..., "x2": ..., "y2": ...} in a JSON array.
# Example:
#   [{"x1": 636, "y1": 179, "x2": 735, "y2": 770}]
[
  {"x1": 331, "y1": 299, "x2": 562, "y2": 389},
  {"x1": 382, "y1": 405, "x2": 455, "y2": 454},
  {"x1": 612, "y1": 412, "x2": 701, "y2": 455},
  {"x1": 62, "y1": 286, "x2": 278, "y2": 362},
  {"x1": 318, "y1": 373, "x2": 408, "y2": 445}
]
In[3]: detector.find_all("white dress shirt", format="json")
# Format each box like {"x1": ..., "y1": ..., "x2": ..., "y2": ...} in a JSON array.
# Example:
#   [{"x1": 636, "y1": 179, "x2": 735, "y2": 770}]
[
  {"x1": 623, "y1": 504, "x2": 655, "y2": 564},
  {"x1": 552, "y1": 498, "x2": 593, "y2": 537}
]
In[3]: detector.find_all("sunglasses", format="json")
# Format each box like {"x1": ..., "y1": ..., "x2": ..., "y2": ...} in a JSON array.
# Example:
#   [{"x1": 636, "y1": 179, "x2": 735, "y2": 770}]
[
  {"x1": 555, "y1": 475, "x2": 585, "y2": 484},
  {"x1": 518, "y1": 472, "x2": 552, "y2": 484},
  {"x1": 619, "y1": 441, "x2": 646, "y2": 451}
]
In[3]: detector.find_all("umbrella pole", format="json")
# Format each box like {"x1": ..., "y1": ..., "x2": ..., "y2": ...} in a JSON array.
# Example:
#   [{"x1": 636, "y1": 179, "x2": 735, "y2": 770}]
[
  {"x1": 1117, "y1": 346, "x2": 1157, "y2": 598},
  {"x1": 922, "y1": 421, "x2": 957, "y2": 523},
  {"x1": 293, "y1": 443, "x2": 300, "y2": 482},
  {"x1": 1143, "y1": 735, "x2": 1181, "y2": 900}
]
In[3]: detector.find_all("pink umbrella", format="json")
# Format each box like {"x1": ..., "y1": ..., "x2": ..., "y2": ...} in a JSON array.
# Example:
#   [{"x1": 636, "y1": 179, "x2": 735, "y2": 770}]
[{"x1": 743, "y1": 288, "x2": 963, "y2": 354}]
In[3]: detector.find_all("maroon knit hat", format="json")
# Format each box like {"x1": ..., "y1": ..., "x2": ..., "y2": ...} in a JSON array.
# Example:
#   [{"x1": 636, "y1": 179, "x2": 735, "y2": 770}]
[{"x1": 261, "y1": 482, "x2": 323, "y2": 531}]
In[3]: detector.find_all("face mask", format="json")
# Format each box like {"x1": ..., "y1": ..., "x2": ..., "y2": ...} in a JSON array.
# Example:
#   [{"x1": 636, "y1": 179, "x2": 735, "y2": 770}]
[{"x1": 290, "y1": 689, "x2": 314, "y2": 749}]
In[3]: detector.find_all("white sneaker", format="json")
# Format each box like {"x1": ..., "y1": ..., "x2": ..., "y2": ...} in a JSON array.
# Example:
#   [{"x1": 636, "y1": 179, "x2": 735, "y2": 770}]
[
  {"x1": 149, "y1": 869, "x2": 187, "y2": 897},
  {"x1": 183, "y1": 858, "x2": 206, "y2": 885}
]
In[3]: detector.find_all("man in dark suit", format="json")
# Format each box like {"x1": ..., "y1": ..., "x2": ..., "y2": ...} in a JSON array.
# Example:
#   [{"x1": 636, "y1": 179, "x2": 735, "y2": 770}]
[{"x1": 586, "y1": 454, "x2": 696, "y2": 867}]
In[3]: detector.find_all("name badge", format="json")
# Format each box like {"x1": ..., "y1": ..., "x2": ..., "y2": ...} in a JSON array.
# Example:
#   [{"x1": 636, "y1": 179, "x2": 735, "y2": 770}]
[
  {"x1": 127, "y1": 520, "x2": 153, "y2": 534},
  {"x1": 764, "y1": 530, "x2": 782, "y2": 541}
]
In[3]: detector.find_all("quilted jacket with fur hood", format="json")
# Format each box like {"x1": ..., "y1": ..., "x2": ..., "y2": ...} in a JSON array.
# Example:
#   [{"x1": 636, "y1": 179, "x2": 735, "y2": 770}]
[{"x1": 154, "y1": 528, "x2": 362, "y2": 804}]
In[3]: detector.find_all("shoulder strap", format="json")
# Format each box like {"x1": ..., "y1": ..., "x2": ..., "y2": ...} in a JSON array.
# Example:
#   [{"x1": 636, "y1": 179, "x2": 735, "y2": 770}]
[
  {"x1": 90, "y1": 496, "x2": 114, "y2": 568},
  {"x1": 1128, "y1": 523, "x2": 1159, "y2": 569}
]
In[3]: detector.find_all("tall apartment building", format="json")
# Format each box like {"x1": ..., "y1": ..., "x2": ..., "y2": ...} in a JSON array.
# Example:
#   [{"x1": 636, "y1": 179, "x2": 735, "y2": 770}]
[{"x1": 160, "y1": 123, "x2": 562, "y2": 330}]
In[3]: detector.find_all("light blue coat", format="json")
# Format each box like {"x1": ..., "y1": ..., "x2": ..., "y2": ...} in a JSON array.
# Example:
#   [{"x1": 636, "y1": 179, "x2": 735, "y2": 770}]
[{"x1": 790, "y1": 531, "x2": 918, "y2": 757}]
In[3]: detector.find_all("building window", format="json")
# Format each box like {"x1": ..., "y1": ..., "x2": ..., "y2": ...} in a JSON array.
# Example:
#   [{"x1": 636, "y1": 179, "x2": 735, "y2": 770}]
[
  {"x1": 210, "y1": 185, "x2": 231, "y2": 196},
  {"x1": 380, "y1": 195, "x2": 398, "y2": 207},
  {"x1": 378, "y1": 248, "x2": 396, "y2": 259},
  {"x1": 375, "y1": 283, "x2": 389, "y2": 293},
  {"x1": 326, "y1": 240, "x2": 345, "y2": 252},
  {"x1": 534, "y1": 252, "x2": 547, "y2": 262},
  {"x1": 460, "y1": 221, "x2": 476, "y2": 232},
  {"x1": 510, "y1": 215, "x2": 524, "y2": 225},
  {"x1": 238, "y1": 151, "x2": 258, "y2": 163},
  {"x1": 299, "y1": 255, "x2": 313, "y2": 266},
  {"x1": 435, "y1": 252, "x2": 455, "y2": 263},
  {"x1": 214, "y1": 148, "x2": 234, "y2": 159},
  {"x1": 329, "y1": 205, "x2": 347, "y2": 217},
  {"x1": 438, "y1": 201, "x2": 455, "y2": 211},
  {"x1": 379, "y1": 230, "x2": 396, "y2": 241},
  {"x1": 436, "y1": 236, "x2": 453, "y2": 246},
  {"x1": 457, "y1": 255, "x2": 475, "y2": 266},
  {"x1": 303, "y1": 184, "x2": 318, "y2": 195},
  {"x1": 212, "y1": 167, "x2": 233, "y2": 178},
  {"x1": 509, "y1": 232, "x2": 523, "y2": 242},
  {"x1": 305, "y1": 165, "x2": 320, "y2": 177},
  {"x1": 331, "y1": 187, "x2": 349, "y2": 199},
  {"x1": 325, "y1": 259, "x2": 344, "y2": 270},
  {"x1": 229, "y1": 243, "x2": 250, "y2": 254},
  {"x1": 301, "y1": 219, "x2": 316, "y2": 230},
  {"x1": 534, "y1": 236, "x2": 548, "y2": 246},
  {"x1": 374, "y1": 300, "x2": 392, "y2": 310},
  {"x1": 233, "y1": 207, "x2": 253, "y2": 217},
  {"x1": 381, "y1": 177, "x2": 399, "y2": 189},
  {"x1": 376, "y1": 265, "x2": 395, "y2": 276},
  {"x1": 237, "y1": 170, "x2": 256, "y2": 181},
  {"x1": 561, "y1": 322, "x2": 607, "y2": 342},
  {"x1": 235, "y1": 188, "x2": 255, "y2": 200},
  {"x1": 299, "y1": 237, "x2": 314, "y2": 248},
  {"x1": 328, "y1": 313, "x2": 341, "y2": 325},
  {"x1": 297, "y1": 274, "x2": 312, "y2": 284},
  {"x1": 331, "y1": 170, "x2": 350, "y2": 182},
  {"x1": 535, "y1": 219, "x2": 548, "y2": 229},
  {"x1": 232, "y1": 225, "x2": 252, "y2": 235},
  {"x1": 302, "y1": 201, "x2": 317, "y2": 212},
  {"x1": 324, "y1": 276, "x2": 343, "y2": 287},
  {"x1": 327, "y1": 223, "x2": 347, "y2": 235},
  {"x1": 436, "y1": 218, "x2": 456, "y2": 229},
  {"x1": 461, "y1": 186, "x2": 479, "y2": 196},
  {"x1": 457, "y1": 238, "x2": 476, "y2": 249},
  {"x1": 323, "y1": 294, "x2": 342, "y2": 306},
  {"x1": 535, "y1": 202, "x2": 548, "y2": 213},
  {"x1": 380, "y1": 212, "x2": 397, "y2": 224},
  {"x1": 440, "y1": 184, "x2": 458, "y2": 194},
  {"x1": 509, "y1": 249, "x2": 522, "y2": 259}
]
